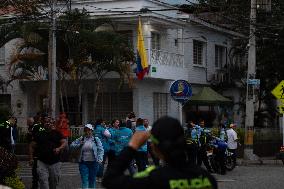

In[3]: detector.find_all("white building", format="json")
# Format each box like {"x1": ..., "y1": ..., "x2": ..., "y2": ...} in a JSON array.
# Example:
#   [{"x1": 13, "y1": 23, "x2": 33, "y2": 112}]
[{"x1": 0, "y1": 0, "x2": 246, "y2": 129}]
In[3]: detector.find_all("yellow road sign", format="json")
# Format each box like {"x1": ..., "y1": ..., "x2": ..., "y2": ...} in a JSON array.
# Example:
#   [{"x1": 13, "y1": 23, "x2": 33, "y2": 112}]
[
  {"x1": 277, "y1": 105, "x2": 284, "y2": 114},
  {"x1": 271, "y1": 80, "x2": 284, "y2": 102}
]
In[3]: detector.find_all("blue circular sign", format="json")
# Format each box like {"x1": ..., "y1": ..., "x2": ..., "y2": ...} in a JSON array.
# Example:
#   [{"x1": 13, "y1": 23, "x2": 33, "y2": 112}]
[{"x1": 170, "y1": 80, "x2": 192, "y2": 104}]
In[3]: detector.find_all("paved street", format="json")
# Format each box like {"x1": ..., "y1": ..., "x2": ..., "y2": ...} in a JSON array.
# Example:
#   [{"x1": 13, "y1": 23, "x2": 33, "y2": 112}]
[
  {"x1": 19, "y1": 161, "x2": 284, "y2": 189},
  {"x1": 214, "y1": 164, "x2": 284, "y2": 189}
]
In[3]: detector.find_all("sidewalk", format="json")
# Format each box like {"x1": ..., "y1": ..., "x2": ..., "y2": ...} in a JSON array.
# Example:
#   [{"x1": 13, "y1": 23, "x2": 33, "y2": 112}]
[{"x1": 237, "y1": 157, "x2": 284, "y2": 166}]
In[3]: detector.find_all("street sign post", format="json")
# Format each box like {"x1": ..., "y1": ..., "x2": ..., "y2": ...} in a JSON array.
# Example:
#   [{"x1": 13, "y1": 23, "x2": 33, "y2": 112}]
[
  {"x1": 277, "y1": 105, "x2": 284, "y2": 114},
  {"x1": 248, "y1": 79, "x2": 260, "y2": 85},
  {"x1": 272, "y1": 80, "x2": 284, "y2": 145},
  {"x1": 170, "y1": 80, "x2": 192, "y2": 124}
]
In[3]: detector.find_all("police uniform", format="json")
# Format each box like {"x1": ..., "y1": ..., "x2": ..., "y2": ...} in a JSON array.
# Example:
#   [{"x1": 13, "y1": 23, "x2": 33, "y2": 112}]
[
  {"x1": 185, "y1": 126, "x2": 198, "y2": 165},
  {"x1": 0, "y1": 120, "x2": 13, "y2": 151},
  {"x1": 103, "y1": 146, "x2": 217, "y2": 189},
  {"x1": 197, "y1": 128, "x2": 213, "y2": 172}
]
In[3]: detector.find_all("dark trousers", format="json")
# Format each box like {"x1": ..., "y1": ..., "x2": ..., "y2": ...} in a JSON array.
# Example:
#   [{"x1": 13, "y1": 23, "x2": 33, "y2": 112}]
[
  {"x1": 135, "y1": 151, "x2": 148, "y2": 172},
  {"x1": 97, "y1": 153, "x2": 107, "y2": 178},
  {"x1": 106, "y1": 150, "x2": 116, "y2": 169},
  {"x1": 197, "y1": 147, "x2": 212, "y2": 171},
  {"x1": 32, "y1": 158, "x2": 39, "y2": 189},
  {"x1": 147, "y1": 142, "x2": 160, "y2": 166},
  {"x1": 215, "y1": 149, "x2": 226, "y2": 174},
  {"x1": 228, "y1": 149, "x2": 237, "y2": 165},
  {"x1": 187, "y1": 143, "x2": 198, "y2": 165}
]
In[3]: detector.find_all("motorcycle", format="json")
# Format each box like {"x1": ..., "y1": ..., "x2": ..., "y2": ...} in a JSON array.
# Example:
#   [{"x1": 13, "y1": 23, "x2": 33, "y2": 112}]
[
  {"x1": 225, "y1": 149, "x2": 236, "y2": 171},
  {"x1": 207, "y1": 138, "x2": 236, "y2": 174}
]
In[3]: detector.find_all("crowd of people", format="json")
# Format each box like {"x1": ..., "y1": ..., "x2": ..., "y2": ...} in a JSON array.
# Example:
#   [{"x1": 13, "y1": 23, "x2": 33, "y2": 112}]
[
  {"x1": 185, "y1": 120, "x2": 239, "y2": 175},
  {"x1": 0, "y1": 111, "x2": 240, "y2": 189}
]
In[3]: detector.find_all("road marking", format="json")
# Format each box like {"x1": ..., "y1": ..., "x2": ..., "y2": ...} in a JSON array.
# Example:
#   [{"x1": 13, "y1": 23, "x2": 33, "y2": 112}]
[{"x1": 217, "y1": 179, "x2": 236, "y2": 182}]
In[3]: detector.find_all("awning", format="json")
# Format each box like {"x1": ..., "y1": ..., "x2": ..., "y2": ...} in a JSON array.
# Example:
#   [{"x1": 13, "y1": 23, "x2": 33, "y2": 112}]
[{"x1": 188, "y1": 87, "x2": 232, "y2": 105}]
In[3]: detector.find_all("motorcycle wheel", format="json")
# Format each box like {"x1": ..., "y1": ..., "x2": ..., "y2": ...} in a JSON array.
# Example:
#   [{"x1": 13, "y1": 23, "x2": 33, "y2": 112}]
[{"x1": 226, "y1": 156, "x2": 235, "y2": 171}]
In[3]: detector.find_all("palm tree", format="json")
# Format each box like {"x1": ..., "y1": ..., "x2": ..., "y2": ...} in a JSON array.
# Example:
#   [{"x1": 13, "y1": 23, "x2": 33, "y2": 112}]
[
  {"x1": 1, "y1": 6, "x2": 135, "y2": 124},
  {"x1": 58, "y1": 9, "x2": 135, "y2": 122}
]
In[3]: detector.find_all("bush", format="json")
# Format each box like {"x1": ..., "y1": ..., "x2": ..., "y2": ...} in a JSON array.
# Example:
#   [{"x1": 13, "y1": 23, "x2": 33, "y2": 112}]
[
  {"x1": 0, "y1": 147, "x2": 18, "y2": 183},
  {"x1": 4, "y1": 176, "x2": 25, "y2": 189}
]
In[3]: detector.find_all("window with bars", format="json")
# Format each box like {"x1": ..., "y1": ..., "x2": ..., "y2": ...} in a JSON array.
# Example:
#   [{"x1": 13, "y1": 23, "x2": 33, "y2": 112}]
[
  {"x1": 0, "y1": 94, "x2": 11, "y2": 110},
  {"x1": 215, "y1": 45, "x2": 225, "y2": 68},
  {"x1": 0, "y1": 47, "x2": 5, "y2": 64},
  {"x1": 59, "y1": 96, "x2": 82, "y2": 126},
  {"x1": 193, "y1": 40, "x2": 204, "y2": 65},
  {"x1": 153, "y1": 93, "x2": 168, "y2": 121},
  {"x1": 151, "y1": 32, "x2": 161, "y2": 50},
  {"x1": 88, "y1": 92, "x2": 133, "y2": 122}
]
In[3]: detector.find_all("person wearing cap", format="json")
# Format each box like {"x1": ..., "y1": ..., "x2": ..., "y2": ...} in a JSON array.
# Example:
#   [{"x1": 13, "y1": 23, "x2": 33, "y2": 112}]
[
  {"x1": 226, "y1": 123, "x2": 239, "y2": 166},
  {"x1": 102, "y1": 116, "x2": 217, "y2": 189},
  {"x1": 70, "y1": 124, "x2": 104, "y2": 189}
]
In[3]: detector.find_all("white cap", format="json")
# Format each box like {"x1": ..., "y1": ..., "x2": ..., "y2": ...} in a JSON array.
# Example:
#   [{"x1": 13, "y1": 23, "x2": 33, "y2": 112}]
[{"x1": 84, "y1": 124, "x2": 94, "y2": 130}]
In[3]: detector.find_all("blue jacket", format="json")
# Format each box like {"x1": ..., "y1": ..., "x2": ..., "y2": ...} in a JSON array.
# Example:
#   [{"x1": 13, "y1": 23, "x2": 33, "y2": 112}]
[
  {"x1": 211, "y1": 138, "x2": 227, "y2": 151},
  {"x1": 108, "y1": 127, "x2": 117, "y2": 151},
  {"x1": 113, "y1": 127, "x2": 133, "y2": 156},
  {"x1": 94, "y1": 125, "x2": 110, "y2": 153},
  {"x1": 219, "y1": 128, "x2": 226, "y2": 141},
  {"x1": 70, "y1": 136, "x2": 104, "y2": 163},
  {"x1": 191, "y1": 127, "x2": 198, "y2": 140},
  {"x1": 135, "y1": 125, "x2": 147, "y2": 152}
]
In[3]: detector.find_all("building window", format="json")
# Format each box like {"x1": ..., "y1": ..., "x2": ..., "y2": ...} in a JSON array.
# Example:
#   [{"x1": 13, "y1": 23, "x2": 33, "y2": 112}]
[
  {"x1": 0, "y1": 94, "x2": 11, "y2": 110},
  {"x1": 118, "y1": 30, "x2": 133, "y2": 49},
  {"x1": 153, "y1": 93, "x2": 168, "y2": 121},
  {"x1": 215, "y1": 45, "x2": 225, "y2": 68},
  {"x1": 151, "y1": 32, "x2": 161, "y2": 50},
  {"x1": 0, "y1": 47, "x2": 5, "y2": 64},
  {"x1": 88, "y1": 92, "x2": 133, "y2": 122},
  {"x1": 59, "y1": 96, "x2": 82, "y2": 126},
  {"x1": 193, "y1": 40, "x2": 204, "y2": 65}
]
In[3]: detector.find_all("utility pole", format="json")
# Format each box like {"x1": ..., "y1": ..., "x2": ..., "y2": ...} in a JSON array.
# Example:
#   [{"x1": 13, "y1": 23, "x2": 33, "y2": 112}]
[
  {"x1": 244, "y1": 0, "x2": 257, "y2": 160},
  {"x1": 49, "y1": 0, "x2": 57, "y2": 118}
]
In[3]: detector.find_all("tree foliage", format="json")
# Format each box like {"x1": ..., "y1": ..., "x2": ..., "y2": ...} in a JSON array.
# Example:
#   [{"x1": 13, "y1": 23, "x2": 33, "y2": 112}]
[
  {"x1": 180, "y1": 0, "x2": 284, "y2": 127},
  {"x1": 0, "y1": 3, "x2": 135, "y2": 123}
]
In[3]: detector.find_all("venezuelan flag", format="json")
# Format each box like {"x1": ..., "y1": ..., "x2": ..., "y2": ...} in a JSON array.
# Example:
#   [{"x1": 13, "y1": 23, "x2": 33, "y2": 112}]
[{"x1": 136, "y1": 17, "x2": 149, "y2": 80}]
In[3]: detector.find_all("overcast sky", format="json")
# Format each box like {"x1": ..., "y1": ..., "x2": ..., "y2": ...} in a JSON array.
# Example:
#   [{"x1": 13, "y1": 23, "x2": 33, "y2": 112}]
[{"x1": 165, "y1": 0, "x2": 196, "y2": 5}]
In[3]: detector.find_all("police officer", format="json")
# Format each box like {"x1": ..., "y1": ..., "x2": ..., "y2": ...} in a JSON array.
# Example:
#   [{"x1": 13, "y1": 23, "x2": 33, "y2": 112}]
[
  {"x1": 102, "y1": 116, "x2": 217, "y2": 189},
  {"x1": 196, "y1": 120, "x2": 213, "y2": 173},
  {"x1": 185, "y1": 121, "x2": 198, "y2": 165},
  {"x1": 28, "y1": 115, "x2": 45, "y2": 189},
  {"x1": 0, "y1": 117, "x2": 16, "y2": 152}
]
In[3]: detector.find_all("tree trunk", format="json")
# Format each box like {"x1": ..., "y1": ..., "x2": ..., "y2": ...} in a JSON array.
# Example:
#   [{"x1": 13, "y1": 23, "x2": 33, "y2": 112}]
[
  {"x1": 93, "y1": 80, "x2": 101, "y2": 121},
  {"x1": 77, "y1": 82, "x2": 82, "y2": 126},
  {"x1": 59, "y1": 69, "x2": 65, "y2": 113}
]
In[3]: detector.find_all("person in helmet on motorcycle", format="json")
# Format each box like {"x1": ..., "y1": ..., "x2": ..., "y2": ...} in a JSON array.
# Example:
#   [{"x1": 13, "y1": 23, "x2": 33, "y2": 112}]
[{"x1": 210, "y1": 136, "x2": 227, "y2": 175}]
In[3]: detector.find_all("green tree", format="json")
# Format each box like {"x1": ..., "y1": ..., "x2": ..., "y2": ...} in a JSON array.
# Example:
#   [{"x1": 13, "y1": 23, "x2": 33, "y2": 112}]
[
  {"x1": 0, "y1": 4, "x2": 134, "y2": 124},
  {"x1": 181, "y1": 0, "x2": 284, "y2": 127}
]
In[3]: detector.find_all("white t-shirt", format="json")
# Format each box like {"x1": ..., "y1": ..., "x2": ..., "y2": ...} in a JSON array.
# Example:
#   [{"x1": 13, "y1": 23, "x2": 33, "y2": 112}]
[{"x1": 226, "y1": 128, "x2": 238, "y2": 149}]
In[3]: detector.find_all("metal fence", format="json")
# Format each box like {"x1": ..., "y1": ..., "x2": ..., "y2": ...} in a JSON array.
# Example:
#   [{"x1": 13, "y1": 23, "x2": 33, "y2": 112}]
[{"x1": 69, "y1": 126, "x2": 84, "y2": 141}]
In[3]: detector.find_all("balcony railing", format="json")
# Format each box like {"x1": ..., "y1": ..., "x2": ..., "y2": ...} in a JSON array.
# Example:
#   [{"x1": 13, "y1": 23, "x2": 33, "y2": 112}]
[{"x1": 150, "y1": 49, "x2": 184, "y2": 67}]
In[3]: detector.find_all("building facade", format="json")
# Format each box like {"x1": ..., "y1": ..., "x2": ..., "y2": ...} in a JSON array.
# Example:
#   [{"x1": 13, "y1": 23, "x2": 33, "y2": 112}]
[{"x1": 0, "y1": 0, "x2": 245, "y2": 129}]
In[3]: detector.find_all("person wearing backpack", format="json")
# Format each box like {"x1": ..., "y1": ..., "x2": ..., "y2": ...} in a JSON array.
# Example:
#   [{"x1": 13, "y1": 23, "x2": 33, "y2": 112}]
[{"x1": 70, "y1": 124, "x2": 104, "y2": 189}]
